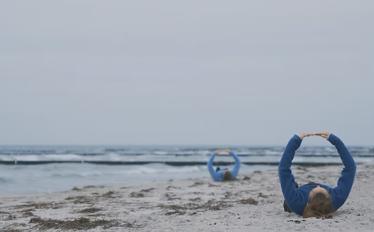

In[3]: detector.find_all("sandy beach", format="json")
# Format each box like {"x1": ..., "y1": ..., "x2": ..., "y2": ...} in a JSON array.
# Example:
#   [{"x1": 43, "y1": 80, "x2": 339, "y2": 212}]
[{"x1": 1, "y1": 164, "x2": 373, "y2": 231}]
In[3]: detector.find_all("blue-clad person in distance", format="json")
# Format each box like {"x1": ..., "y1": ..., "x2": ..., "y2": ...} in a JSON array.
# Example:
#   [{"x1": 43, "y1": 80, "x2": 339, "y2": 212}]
[
  {"x1": 279, "y1": 131, "x2": 356, "y2": 218},
  {"x1": 207, "y1": 150, "x2": 240, "y2": 181}
]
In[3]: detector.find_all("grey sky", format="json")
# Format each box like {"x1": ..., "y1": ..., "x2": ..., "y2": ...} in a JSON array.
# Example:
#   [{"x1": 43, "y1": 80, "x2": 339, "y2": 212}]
[{"x1": 0, "y1": 1, "x2": 373, "y2": 145}]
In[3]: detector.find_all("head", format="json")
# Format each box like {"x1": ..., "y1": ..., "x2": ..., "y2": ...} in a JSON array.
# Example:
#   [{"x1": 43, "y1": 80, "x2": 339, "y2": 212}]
[
  {"x1": 303, "y1": 186, "x2": 334, "y2": 218},
  {"x1": 222, "y1": 170, "x2": 233, "y2": 181}
]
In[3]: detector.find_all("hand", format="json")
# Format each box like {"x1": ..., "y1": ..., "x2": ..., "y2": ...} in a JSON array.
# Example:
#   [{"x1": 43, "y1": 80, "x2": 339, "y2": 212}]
[
  {"x1": 216, "y1": 149, "x2": 230, "y2": 156},
  {"x1": 299, "y1": 132, "x2": 314, "y2": 140},
  {"x1": 313, "y1": 131, "x2": 330, "y2": 139}
]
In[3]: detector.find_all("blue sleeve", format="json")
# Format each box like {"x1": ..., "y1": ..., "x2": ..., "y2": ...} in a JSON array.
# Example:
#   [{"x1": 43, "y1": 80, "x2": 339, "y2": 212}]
[
  {"x1": 278, "y1": 135, "x2": 307, "y2": 215},
  {"x1": 328, "y1": 134, "x2": 356, "y2": 210},
  {"x1": 230, "y1": 152, "x2": 240, "y2": 177},
  {"x1": 207, "y1": 153, "x2": 221, "y2": 181}
]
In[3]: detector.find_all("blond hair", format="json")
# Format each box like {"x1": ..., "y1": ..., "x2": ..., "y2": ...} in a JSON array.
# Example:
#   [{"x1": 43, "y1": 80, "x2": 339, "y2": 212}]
[{"x1": 303, "y1": 192, "x2": 334, "y2": 218}]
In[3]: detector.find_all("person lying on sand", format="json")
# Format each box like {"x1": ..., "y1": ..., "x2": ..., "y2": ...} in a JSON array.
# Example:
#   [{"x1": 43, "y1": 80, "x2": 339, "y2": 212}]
[
  {"x1": 279, "y1": 131, "x2": 356, "y2": 218},
  {"x1": 207, "y1": 149, "x2": 240, "y2": 181}
]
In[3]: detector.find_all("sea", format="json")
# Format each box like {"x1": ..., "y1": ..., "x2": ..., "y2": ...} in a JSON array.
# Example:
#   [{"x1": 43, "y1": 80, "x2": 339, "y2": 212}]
[{"x1": 0, "y1": 145, "x2": 373, "y2": 196}]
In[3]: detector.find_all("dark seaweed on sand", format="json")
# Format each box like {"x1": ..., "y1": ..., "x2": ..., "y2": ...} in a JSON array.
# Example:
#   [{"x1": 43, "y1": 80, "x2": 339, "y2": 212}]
[
  {"x1": 159, "y1": 199, "x2": 233, "y2": 215},
  {"x1": 29, "y1": 217, "x2": 120, "y2": 230}
]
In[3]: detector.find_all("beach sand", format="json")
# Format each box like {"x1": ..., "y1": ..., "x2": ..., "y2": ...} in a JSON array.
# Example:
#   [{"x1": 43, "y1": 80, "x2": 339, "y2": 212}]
[{"x1": 1, "y1": 165, "x2": 373, "y2": 231}]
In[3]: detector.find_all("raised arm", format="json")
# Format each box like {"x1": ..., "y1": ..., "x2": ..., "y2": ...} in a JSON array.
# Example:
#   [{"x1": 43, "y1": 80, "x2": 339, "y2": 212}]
[
  {"x1": 328, "y1": 134, "x2": 356, "y2": 209},
  {"x1": 207, "y1": 153, "x2": 220, "y2": 181},
  {"x1": 230, "y1": 152, "x2": 240, "y2": 177},
  {"x1": 279, "y1": 134, "x2": 307, "y2": 215}
]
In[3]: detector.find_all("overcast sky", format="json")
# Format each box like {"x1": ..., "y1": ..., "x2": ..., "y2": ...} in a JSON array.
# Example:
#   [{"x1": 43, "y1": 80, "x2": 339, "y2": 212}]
[{"x1": 0, "y1": 1, "x2": 373, "y2": 145}]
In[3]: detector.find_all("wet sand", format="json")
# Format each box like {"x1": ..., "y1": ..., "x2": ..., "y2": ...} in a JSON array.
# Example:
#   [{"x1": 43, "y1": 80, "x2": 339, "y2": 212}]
[{"x1": 1, "y1": 165, "x2": 373, "y2": 231}]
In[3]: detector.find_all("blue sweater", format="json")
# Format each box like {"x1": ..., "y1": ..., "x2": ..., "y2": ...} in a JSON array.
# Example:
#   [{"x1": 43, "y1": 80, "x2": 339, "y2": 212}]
[
  {"x1": 207, "y1": 152, "x2": 240, "y2": 181},
  {"x1": 279, "y1": 134, "x2": 356, "y2": 216}
]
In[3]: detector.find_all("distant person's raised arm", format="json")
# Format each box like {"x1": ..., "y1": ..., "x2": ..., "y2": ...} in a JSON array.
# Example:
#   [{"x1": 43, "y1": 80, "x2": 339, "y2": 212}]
[
  {"x1": 207, "y1": 153, "x2": 220, "y2": 181},
  {"x1": 230, "y1": 152, "x2": 240, "y2": 177}
]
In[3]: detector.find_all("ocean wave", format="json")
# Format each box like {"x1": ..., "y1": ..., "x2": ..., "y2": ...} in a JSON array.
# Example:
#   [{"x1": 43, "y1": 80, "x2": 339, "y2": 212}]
[{"x1": 0, "y1": 145, "x2": 373, "y2": 166}]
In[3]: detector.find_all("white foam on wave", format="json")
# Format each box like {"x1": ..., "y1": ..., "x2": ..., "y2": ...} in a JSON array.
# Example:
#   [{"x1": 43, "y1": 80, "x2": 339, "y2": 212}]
[
  {"x1": 123, "y1": 165, "x2": 202, "y2": 175},
  {"x1": 0, "y1": 154, "x2": 83, "y2": 162}
]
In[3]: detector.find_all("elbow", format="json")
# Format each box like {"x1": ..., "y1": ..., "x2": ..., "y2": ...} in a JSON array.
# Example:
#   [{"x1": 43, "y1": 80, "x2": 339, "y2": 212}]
[
  {"x1": 352, "y1": 162, "x2": 357, "y2": 174},
  {"x1": 278, "y1": 165, "x2": 283, "y2": 174},
  {"x1": 278, "y1": 167, "x2": 285, "y2": 177},
  {"x1": 278, "y1": 166, "x2": 291, "y2": 178},
  {"x1": 349, "y1": 160, "x2": 357, "y2": 173},
  {"x1": 344, "y1": 162, "x2": 356, "y2": 176},
  {"x1": 278, "y1": 164, "x2": 287, "y2": 173},
  {"x1": 207, "y1": 159, "x2": 213, "y2": 168}
]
